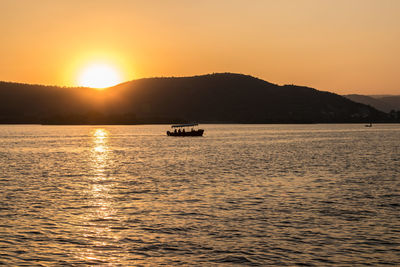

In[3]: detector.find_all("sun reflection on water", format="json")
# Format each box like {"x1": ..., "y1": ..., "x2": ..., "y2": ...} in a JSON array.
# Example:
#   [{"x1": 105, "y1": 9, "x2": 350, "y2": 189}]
[
  {"x1": 77, "y1": 128, "x2": 120, "y2": 263},
  {"x1": 90, "y1": 128, "x2": 112, "y2": 209},
  {"x1": 92, "y1": 128, "x2": 109, "y2": 174}
]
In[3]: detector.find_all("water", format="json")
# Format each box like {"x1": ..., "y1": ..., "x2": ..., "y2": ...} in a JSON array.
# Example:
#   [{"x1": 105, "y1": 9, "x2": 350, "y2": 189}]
[{"x1": 0, "y1": 124, "x2": 399, "y2": 266}]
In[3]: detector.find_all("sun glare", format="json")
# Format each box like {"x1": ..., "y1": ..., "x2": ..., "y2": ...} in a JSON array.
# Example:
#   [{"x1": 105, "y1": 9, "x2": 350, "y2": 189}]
[{"x1": 78, "y1": 63, "x2": 122, "y2": 89}]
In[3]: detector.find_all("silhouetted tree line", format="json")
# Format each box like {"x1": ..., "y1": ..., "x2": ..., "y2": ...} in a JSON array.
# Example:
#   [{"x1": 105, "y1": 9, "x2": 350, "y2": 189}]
[{"x1": 42, "y1": 112, "x2": 185, "y2": 125}]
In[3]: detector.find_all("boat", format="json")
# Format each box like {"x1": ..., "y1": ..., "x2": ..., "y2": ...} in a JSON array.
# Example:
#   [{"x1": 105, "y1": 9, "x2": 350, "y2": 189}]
[
  {"x1": 365, "y1": 122, "x2": 372, "y2": 127},
  {"x1": 167, "y1": 123, "x2": 204, "y2": 136}
]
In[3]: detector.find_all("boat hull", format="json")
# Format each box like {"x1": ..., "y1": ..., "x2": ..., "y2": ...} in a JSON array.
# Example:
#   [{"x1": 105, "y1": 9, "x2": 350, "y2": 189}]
[{"x1": 167, "y1": 129, "x2": 204, "y2": 136}]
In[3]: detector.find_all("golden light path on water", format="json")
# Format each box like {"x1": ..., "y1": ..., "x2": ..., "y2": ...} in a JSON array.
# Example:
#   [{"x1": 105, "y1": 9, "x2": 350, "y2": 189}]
[{"x1": 76, "y1": 128, "x2": 119, "y2": 263}]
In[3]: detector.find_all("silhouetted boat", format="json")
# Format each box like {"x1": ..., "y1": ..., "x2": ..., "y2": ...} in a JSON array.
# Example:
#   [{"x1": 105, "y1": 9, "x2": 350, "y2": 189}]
[{"x1": 167, "y1": 123, "x2": 204, "y2": 136}]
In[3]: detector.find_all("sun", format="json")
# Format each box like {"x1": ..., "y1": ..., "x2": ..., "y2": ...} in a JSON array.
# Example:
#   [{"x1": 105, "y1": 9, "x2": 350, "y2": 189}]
[{"x1": 77, "y1": 63, "x2": 122, "y2": 89}]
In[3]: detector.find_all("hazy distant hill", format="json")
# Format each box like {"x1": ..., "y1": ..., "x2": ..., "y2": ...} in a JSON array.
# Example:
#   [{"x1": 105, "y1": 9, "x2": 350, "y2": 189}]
[
  {"x1": 344, "y1": 94, "x2": 394, "y2": 113},
  {"x1": 0, "y1": 73, "x2": 391, "y2": 124},
  {"x1": 344, "y1": 94, "x2": 400, "y2": 113},
  {"x1": 378, "y1": 96, "x2": 400, "y2": 111}
]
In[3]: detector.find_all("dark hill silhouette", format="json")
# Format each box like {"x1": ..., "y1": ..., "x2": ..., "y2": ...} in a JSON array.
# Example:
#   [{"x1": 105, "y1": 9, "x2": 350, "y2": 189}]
[
  {"x1": 0, "y1": 73, "x2": 391, "y2": 124},
  {"x1": 0, "y1": 81, "x2": 107, "y2": 124}
]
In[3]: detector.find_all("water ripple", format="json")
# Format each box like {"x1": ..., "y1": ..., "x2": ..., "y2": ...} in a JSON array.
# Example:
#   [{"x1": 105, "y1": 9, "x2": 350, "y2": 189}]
[{"x1": 0, "y1": 124, "x2": 399, "y2": 265}]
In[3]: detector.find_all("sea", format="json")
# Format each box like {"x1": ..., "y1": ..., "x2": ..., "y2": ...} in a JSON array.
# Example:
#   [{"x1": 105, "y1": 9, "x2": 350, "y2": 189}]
[{"x1": 0, "y1": 124, "x2": 399, "y2": 266}]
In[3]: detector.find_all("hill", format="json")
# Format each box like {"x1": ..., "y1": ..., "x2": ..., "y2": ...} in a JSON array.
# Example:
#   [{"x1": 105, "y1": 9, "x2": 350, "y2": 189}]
[
  {"x1": 377, "y1": 96, "x2": 400, "y2": 111},
  {"x1": 0, "y1": 73, "x2": 391, "y2": 124},
  {"x1": 344, "y1": 94, "x2": 400, "y2": 113}
]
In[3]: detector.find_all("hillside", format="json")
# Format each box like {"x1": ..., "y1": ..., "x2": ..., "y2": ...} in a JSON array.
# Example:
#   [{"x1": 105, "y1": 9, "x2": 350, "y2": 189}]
[
  {"x1": 378, "y1": 96, "x2": 400, "y2": 111},
  {"x1": 344, "y1": 94, "x2": 400, "y2": 113},
  {"x1": 0, "y1": 73, "x2": 391, "y2": 124}
]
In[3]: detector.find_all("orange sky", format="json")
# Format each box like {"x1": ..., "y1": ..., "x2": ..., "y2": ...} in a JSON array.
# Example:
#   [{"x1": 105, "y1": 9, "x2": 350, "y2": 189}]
[{"x1": 0, "y1": 0, "x2": 399, "y2": 94}]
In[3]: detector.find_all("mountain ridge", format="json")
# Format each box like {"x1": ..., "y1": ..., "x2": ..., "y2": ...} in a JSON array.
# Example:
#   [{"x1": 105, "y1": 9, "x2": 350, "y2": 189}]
[
  {"x1": 344, "y1": 94, "x2": 400, "y2": 113},
  {"x1": 0, "y1": 73, "x2": 393, "y2": 124}
]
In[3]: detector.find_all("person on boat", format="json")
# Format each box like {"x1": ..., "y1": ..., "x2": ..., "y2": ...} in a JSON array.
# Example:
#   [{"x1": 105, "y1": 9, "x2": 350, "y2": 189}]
[
  {"x1": 174, "y1": 129, "x2": 177, "y2": 134},
  {"x1": 182, "y1": 129, "x2": 185, "y2": 134},
  {"x1": 178, "y1": 129, "x2": 181, "y2": 134}
]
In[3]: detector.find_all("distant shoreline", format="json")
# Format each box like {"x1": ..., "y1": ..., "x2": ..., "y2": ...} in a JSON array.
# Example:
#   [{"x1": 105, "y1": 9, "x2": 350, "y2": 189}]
[
  {"x1": 0, "y1": 122, "x2": 398, "y2": 126},
  {"x1": 1, "y1": 73, "x2": 398, "y2": 124}
]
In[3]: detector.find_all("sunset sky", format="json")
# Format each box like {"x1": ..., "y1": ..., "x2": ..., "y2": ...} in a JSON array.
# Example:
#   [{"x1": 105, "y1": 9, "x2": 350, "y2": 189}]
[{"x1": 1, "y1": 0, "x2": 399, "y2": 94}]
